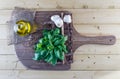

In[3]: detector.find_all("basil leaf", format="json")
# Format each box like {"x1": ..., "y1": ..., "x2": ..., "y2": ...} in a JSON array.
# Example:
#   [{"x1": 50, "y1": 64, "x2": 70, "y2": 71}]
[
  {"x1": 60, "y1": 36, "x2": 68, "y2": 44},
  {"x1": 62, "y1": 45, "x2": 68, "y2": 53},
  {"x1": 40, "y1": 49, "x2": 46, "y2": 56},
  {"x1": 50, "y1": 57, "x2": 57, "y2": 66},
  {"x1": 54, "y1": 49, "x2": 61, "y2": 59},
  {"x1": 33, "y1": 53, "x2": 41, "y2": 60},
  {"x1": 39, "y1": 39, "x2": 43, "y2": 43},
  {"x1": 54, "y1": 40, "x2": 61, "y2": 45},
  {"x1": 43, "y1": 51, "x2": 49, "y2": 57},
  {"x1": 47, "y1": 33, "x2": 52, "y2": 40},
  {"x1": 57, "y1": 45, "x2": 62, "y2": 51},
  {"x1": 53, "y1": 28, "x2": 60, "y2": 35},
  {"x1": 54, "y1": 48, "x2": 64, "y2": 60},
  {"x1": 45, "y1": 52, "x2": 53, "y2": 63},
  {"x1": 47, "y1": 44, "x2": 54, "y2": 50},
  {"x1": 64, "y1": 36, "x2": 68, "y2": 41},
  {"x1": 60, "y1": 52, "x2": 65, "y2": 60},
  {"x1": 43, "y1": 30, "x2": 49, "y2": 36},
  {"x1": 36, "y1": 43, "x2": 42, "y2": 49},
  {"x1": 35, "y1": 49, "x2": 41, "y2": 53},
  {"x1": 53, "y1": 37, "x2": 59, "y2": 43}
]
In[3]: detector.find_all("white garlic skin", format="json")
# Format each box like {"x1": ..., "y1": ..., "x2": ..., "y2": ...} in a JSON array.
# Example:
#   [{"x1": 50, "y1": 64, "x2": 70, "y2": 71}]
[
  {"x1": 51, "y1": 15, "x2": 63, "y2": 28},
  {"x1": 63, "y1": 15, "x2": 72, "y2": 23}
]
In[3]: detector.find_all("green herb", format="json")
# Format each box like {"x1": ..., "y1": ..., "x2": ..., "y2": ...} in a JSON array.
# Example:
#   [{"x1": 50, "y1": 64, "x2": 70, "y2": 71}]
[{"x1": 33, "y1": 28, "x2": 68, "y2": 65}]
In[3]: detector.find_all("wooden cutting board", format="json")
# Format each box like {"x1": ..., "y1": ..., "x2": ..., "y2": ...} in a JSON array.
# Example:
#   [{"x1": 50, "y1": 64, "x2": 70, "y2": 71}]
[{"x1": 15, "y1": 11, "x2": 116, "y2": 70}]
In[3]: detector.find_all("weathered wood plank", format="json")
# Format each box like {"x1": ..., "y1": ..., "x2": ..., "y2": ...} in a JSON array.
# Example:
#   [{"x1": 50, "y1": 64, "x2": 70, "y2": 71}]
[
  {"x1": 2, "y1": 9, "x2": 120, "y2": 24},
  {"x1": 0, "y1": 55, "x2": 18, "y2": 69},
  {"x1": 17, "y1": 70, "x2": 93, "y2": 79},
  {"x1": 15, "y1": 71, "x2": 120, "y2": 79},
  {"x1": 0, "y1": 10, "x2": 11, "y2": 24},
  {"x1": 0, "y1": 0, "x2": 55, "y2": 9},
  {"x1": 71, "y1": 55, "x2": 120, "y2": 70},
  {"x1": 71, "y1": 9, "x2": 120, "y2": 24},
  {"x1": 94, "y1": 71, "x2": 120, "y2": 79},
  {"x1": 74, "y1": 25, "x2": 120, "y2": 39},
  {"x1": 0, "y1": 70, "x2": 93, "y2": 79},
  {"x1": 0, "y1": 25, "x2": 8, "y2": 39},
  {"x1": 1, "y1": 0, "x2": 120, "y2": 9},
  {"x1": 0, "y1": 70, "x2": 18, "y2": 79},
  {"x1": 0, "y1": 40, "x2": 15, "y2": 54},
  {"x1": 75, "y1": 40, "x2": 120, "y2": 55},
  {"x1": 1, "y1": 70, "x2": 120, "y2": 79}
]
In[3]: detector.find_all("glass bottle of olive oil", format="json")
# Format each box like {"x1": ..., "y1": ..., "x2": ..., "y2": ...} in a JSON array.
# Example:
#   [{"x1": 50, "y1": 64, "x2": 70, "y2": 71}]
[{"x1": 14, "y1": 20, "x2": 37, "y2": 36}]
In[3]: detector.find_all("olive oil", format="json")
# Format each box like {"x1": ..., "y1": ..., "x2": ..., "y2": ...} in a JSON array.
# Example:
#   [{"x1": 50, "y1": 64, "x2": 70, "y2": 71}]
[{"x1": 14, "y1": 20, "x2": 32, "y2": 36}]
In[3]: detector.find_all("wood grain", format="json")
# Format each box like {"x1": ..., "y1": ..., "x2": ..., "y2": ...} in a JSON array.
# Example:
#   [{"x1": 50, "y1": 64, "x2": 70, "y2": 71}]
[
  {"x1": 1, "y1": 70, "x2": 120, "y2": 79},
  {"x1": 0, "y1": 40, "x2": 15, "y2": 55},
  {"x1": 0, "y1": 70, "x2": 94, "y2": 79},
  {"x1": 74, "y1": 25, "x2": 120, "y2": 39},
  {"x1": 1, "y1": 0, "x2": 120, "y2": 9},
  {"x1": 2, "y1": 9, "x2": 120, "y2": 24},
  {"x1": 72, "y1": 55, "x2": 120, "y2": 70},
  {"x1": 0, "y1": 55, "x2": 18, "y2": 69},
  {"x1": 75, "y1": 40, "x2": 120, "y2": 54}
]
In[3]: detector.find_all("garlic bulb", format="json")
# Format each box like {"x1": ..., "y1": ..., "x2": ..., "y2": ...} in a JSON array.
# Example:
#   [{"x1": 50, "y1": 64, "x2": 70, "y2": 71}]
[
  {"x1": 51, "y1": 15, "x2": 63, "y2": 28},
  {"x1": 63, "y1": 15, "x2": 72, "y2": 23}
]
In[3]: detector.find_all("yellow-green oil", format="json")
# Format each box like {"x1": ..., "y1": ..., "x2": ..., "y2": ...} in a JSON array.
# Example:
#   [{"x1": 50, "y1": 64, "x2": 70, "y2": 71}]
[{"x1": 14, "y1": 20, "x2": 32, "y2": 36}]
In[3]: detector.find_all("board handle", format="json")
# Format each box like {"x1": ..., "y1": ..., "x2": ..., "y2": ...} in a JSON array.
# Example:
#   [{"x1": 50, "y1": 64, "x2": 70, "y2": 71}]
[
  {"x1": 80, "y1": 35, "x2": 116, "y2": 45},
  {"x1": 72, "y1": 26, "x2": 116, "y2": 52}
]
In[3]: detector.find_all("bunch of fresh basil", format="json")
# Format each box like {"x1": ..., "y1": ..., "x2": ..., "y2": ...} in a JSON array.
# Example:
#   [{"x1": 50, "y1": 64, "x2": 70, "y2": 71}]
[{"x1": 33, "y1": 28, "x2": 68, "y2": 65}]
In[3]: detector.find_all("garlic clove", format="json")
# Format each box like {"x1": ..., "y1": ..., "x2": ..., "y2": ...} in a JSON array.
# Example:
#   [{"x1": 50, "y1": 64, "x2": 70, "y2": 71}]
[
  {"x1": 63, "y1": 15, "x2": 72, "y2": 23},
  {"x1": 55, "y1": 18, "x2": 63, "y2": 28},
  {"x1": 51, "y1": 15, "x2": 63, "y2": 28},
  {"x1": 51, "y1": 15, "x2": 60, "y2": 22}
]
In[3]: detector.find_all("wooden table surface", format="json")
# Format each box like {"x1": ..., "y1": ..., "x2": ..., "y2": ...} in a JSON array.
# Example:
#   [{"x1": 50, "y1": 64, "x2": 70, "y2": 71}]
[{"x1": 1, "y1": 0, "x2": 120, "y2": 79}]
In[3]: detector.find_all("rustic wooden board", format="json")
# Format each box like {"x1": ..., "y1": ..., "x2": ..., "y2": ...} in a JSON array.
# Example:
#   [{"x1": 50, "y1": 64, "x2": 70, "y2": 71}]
[
  {"x1": 13, "y1": 10, "x2": 116, "y2": 70},
  {"x1": 14, "y1": 11, "x2": 73, "y2": 70}
]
